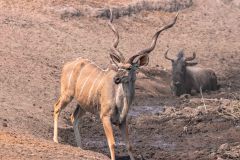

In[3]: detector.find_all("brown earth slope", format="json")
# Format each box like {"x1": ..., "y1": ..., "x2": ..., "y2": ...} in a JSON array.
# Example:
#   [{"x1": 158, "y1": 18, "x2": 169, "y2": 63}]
[{"x1": 0, "y1": 0, "x2": 240, "y2": 159}]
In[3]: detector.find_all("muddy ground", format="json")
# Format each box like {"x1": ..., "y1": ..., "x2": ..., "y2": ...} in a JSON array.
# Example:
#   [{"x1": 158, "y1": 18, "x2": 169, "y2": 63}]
[{"x1": 0, "y1": 0, "x2": 240, "y2": 159}]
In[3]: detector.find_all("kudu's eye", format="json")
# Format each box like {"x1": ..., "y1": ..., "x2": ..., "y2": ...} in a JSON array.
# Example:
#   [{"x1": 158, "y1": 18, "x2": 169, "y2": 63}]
[{"x1": 114, "y1": 77, "x2": 121, "y2": 84}]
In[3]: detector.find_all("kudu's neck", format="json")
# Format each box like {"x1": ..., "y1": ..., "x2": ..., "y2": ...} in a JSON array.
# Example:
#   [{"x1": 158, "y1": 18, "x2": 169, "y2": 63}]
[
  {"x1": 113, "y1": 69, "x2": 136, "y2": 125},
  {"x1": 106, "y1": 64, "x2": 137, "y2": 106},
  {"x1": 122, "y1": 68, "x2": 136, "y2": 105}
]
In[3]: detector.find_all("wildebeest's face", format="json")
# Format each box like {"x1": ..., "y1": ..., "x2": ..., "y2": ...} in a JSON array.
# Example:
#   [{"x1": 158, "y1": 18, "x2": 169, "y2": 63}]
[
  {"x1": 165, "y1": 49, "x2": 197, "y2": 96},
  {"x1": 171, "y1": 51, "x2": 187, "y2": 96}
]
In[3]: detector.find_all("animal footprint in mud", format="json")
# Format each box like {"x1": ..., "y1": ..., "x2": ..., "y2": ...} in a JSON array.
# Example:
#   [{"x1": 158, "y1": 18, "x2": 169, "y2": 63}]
[
  {"x1": 2, "y1": 119, "x2": 8, "y2": 127},
  {"x1": 2, "y1": 122, "x2": 8, "y2": 127}
]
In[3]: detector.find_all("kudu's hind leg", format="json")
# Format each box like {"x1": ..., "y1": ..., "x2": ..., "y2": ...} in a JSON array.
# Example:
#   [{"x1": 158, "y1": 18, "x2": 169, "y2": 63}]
[
  {"x1": 70, "y1": 104, "x2": 85, "y2": 148},
  {"x1": 53, "y1": 95, "x2": 72, "y2": 143},
  {"x1": 119, "y1": 120, "x2": 135, "y2": 160}
]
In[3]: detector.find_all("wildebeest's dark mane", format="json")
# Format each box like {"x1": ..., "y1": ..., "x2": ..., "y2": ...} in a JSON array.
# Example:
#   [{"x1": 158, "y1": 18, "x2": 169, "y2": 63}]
[{"x1": 177, "y1": 49, "x2": 185, "y2": 60}]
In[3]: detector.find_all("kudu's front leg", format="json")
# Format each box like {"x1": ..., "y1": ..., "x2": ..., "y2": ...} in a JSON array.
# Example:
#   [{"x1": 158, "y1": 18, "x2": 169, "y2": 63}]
[
  {"x1": 102, "y1": 116, "x2": 116, "y2": 160},
  {"x1": 119, "y1": 119, "x2": 135, "y2": 160}
]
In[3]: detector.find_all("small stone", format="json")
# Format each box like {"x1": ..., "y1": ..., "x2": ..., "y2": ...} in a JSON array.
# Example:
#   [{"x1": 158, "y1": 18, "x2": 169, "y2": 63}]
[
  {"x1": 209, "y1": 152, "x2": 216, "y2": 159},
  {"x1": 2, "y1": 122, "x2": 8, "y2": 127},
  {"x1": 218, "y1": 143, "x2": 230, "y2": 152},
  {"x1": 164, "y1": 107, "x2": 175, "y2": 114},
  {"x1": 180, "y1": 94, "x2": 191, "y2": 99},
  {"x1": 197, "y1": 105, "x2": 208, "y2": 114}
]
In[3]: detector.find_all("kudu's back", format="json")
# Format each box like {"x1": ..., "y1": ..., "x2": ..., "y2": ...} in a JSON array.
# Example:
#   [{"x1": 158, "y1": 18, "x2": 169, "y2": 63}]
[{"x1": 61, "y1": 58, "x2": 115, "y2": 114}]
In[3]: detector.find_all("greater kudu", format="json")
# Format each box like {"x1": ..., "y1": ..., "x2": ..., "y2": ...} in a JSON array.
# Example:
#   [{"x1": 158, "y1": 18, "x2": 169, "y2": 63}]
[{"x1": 53, "y1": 10, "x2": 178, "y2": 160}]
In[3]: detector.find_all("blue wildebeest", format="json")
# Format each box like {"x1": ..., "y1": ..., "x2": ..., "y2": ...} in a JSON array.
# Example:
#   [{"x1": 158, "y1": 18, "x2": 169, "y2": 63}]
[
  {"x1": 53, "y1": 10, "x2": 178, "y2": 160},
  {"x1": 164, "y1": 49, "x2": 219, "y2": 96}
]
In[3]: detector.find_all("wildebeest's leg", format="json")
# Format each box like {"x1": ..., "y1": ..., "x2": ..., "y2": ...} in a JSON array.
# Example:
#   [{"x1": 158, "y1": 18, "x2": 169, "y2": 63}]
[
  {"x1": 70, "y1": 104, "x2": 85, "y2": 148},
  {"x1": 102, "y1": 116, "x2": 116, "y2": 160},
  {"x1": 211, "y1": 78, "x2": 218, "y2": 91},
  {"x1": 119, "y1": 119, "x2": 135, "y2": 160},
  {"x1": 185, "y1": 87, "x2": 192, "y2": 95},
  {"x1": 53, "y1": 95, "x2": 73, "y2": 143}
]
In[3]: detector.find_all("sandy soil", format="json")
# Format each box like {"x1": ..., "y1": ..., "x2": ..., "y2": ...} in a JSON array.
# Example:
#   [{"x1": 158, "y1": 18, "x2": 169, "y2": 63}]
[{"x1": 0, "y1": 0, "x2": 240, "y2": 159}]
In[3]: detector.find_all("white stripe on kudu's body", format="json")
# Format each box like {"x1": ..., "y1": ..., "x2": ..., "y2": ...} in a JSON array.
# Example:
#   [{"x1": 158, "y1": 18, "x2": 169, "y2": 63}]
[
  {"x1": 78, "y1": 68, "x2": 96, "y2": 98},
  {"x1": 53, "y1": 10, "x2": 178, "y2": 160},
  {"x1": 76, "y1": 62, "x2": 96, "y2": 93},
  {"x1": 95, "y1": 72, "x2": 107, "y2": 91},
  {"x1": 91, "y1": 71, "x2": 110, "y2": 113},
  {"x1": 75, "y1": 62, "x2": 90, "y2": 91},
  {"x1": 87, "y1": 72, "x2": 103, "y2": 105},
  {"x1": 67, "y1": 60, "x2": 80, "y2": 90}
]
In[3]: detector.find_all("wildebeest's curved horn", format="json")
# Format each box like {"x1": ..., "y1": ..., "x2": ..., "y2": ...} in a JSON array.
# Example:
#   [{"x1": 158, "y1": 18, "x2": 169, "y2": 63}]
[
  {"x1": 164, "y1": 48, "x2": 174, "y2": 61},
  {"x1": 108, "y1": 9, "x2": 125, "y2": 63},
  {"x1": 128, "y1": 12, "x2": 179, "y2": 64},
  {"x1": 185, "y1": 52, "x2": 196, "y2": 61}
]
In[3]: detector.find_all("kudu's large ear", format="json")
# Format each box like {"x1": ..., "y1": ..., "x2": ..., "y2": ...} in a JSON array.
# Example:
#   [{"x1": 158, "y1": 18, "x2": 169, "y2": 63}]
[
  {"x1": 134, "y1": 55, "x2": 149, "y2": 66},
  {"x1": 110, "y1": 53, "x2": 121, "y2": 65},
  {"x1": 138, "y1": 55, "x2": 149, "y2": 66},
  {"x1": 127, "y1": 54, "x2": 149, "y2": 66}
]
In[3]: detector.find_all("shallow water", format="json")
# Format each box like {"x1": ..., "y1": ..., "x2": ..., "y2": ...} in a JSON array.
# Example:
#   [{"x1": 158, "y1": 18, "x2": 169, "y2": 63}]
[
  {"x1": 150, "y1": 136, "x2": 176, "y2": 150},
  {"x1": 129, "y1": 105, "x2": 164, "y2": 117}
]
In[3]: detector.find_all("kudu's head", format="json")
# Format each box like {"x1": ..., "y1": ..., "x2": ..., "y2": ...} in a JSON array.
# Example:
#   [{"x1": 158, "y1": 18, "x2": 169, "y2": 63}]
[
  {"x1": 108, "y1": 10, "x2": 179, "y2": 86},
  {"x1": 165, "y1": 49, "x2": 197, "y2": 96}
]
